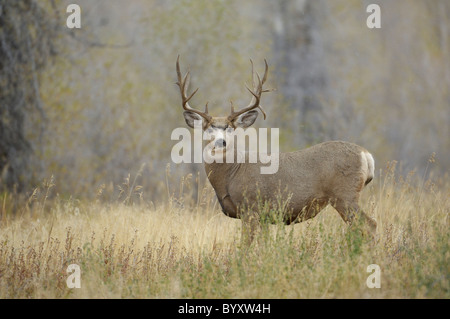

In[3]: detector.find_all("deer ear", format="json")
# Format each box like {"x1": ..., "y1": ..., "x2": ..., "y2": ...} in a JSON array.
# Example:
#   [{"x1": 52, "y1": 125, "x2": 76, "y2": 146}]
[
  {"x1": 235, "y1": 110, "x2": 259, "y2": 128},
  {"x1": 183, "y1": 111, "x2": 203, "y2": 128}
]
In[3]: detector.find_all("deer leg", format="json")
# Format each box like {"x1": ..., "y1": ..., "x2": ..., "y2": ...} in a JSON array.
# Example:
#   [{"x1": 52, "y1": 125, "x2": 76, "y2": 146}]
[
  {"x1": 241, "y1": 211, "x2": 261, "y2": 246},
  {"x1": 331, "y1": 199, "x2": 377, "y2": 235}
]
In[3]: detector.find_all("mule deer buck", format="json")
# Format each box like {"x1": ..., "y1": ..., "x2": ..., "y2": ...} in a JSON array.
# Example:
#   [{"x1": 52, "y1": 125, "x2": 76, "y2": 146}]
[{"x1": 175, "y1": 56, "x2": 377, "y2": 244}]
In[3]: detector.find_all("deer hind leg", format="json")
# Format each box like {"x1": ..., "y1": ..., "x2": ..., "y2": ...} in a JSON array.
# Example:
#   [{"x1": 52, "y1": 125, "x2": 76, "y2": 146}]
[{"x1": 331, "y1": 198, "x2": 377, "y2": 235}]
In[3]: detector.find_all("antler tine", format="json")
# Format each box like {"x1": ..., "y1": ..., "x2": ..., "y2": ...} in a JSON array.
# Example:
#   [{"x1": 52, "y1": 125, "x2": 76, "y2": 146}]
[
  {"x1": 262, "y1": 59, "x2": 268, "y2": 85},
  {"x1": 176, "y1": 55, "x2": 211, "y2": 121},
  {"x1": 228, "y1": 59, "x2": 271, "y2": 122},
  {"x1": 182, "y1": 70, "x2": 190, "y2": 96},
  {"x1": 250, "y1": 59, "x2": 256, "y2": 89},
  {"x1": 230, "y1": 100, "x2": 235, "y2": 114}
]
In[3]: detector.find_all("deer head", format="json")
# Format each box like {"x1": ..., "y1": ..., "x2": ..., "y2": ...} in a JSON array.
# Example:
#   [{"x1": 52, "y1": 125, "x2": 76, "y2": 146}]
[{"x1": 175, "y1": 56, "x2": 271, "y2": 153}]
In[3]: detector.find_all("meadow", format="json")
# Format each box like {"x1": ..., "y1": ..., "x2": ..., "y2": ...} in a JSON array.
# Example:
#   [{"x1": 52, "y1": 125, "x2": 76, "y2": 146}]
[{"x1": 0, "y1": 162, "x2": 448, "y2": 299}]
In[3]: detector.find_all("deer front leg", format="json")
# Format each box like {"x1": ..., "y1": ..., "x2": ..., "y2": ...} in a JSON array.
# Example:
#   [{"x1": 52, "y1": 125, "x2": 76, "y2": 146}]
[{"x1": 241, "y1": 211, "x2": 261, "y2": 246}]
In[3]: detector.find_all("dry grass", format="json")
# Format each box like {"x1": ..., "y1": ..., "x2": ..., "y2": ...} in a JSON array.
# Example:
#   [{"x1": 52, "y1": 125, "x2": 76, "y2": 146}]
[{"x1": 0, "y1": 164, "x2": 448, "y2": 298}]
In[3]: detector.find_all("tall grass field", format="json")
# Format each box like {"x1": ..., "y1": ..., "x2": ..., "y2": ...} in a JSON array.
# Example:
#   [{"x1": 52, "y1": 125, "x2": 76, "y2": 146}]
[{"x1": 0, "y1": 163, "x2": 448, "y2": 298}]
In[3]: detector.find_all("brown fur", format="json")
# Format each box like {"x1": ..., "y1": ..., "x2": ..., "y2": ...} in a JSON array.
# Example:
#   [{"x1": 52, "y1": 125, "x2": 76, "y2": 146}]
[{"x1": 204, "y1": 140, "x2": 377, "y2": 243}]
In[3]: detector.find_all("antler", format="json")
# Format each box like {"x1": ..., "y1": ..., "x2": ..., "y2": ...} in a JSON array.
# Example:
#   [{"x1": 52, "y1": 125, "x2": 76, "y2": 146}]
[
  {"x1": 228, "y1": 59, "x2": 271, "y2": 122},
  {"x1": 176, "y1": 55, "x2": 211, "y2": 122}
]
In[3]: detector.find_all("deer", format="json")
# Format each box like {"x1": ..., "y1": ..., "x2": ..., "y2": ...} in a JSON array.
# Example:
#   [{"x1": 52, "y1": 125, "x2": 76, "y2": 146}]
[{"x1": 175, "y1": 56, "x2": 377, "y2": 244}]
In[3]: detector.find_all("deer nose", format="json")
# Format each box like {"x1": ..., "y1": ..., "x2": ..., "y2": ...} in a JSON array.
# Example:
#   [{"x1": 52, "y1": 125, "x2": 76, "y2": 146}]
[{"x1": 215, "y1": 139, "x2": 226, "y2": 148}]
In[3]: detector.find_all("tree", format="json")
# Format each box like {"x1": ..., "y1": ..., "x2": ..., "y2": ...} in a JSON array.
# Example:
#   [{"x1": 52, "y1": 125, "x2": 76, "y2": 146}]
[{"x1": 0, "y1": 0, "x2": 59, "y2": 192}]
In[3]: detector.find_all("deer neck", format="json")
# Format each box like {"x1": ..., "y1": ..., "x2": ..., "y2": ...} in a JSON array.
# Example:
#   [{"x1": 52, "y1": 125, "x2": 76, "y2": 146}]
[{"x1": 204, "y1": 162, "x2": 240, "y2": 194}]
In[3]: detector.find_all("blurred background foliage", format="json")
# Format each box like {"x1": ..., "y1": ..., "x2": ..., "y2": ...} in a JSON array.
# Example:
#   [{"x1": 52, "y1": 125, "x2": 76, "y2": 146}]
[{"x1": 1, "y1": 0, "x2": 449, "y2": 204}]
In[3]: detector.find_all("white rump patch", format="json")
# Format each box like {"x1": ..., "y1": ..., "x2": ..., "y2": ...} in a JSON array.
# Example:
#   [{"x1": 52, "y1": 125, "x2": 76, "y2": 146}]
[{"x1": 361, "y1": 151, "x2": 375, "y2": 182}]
